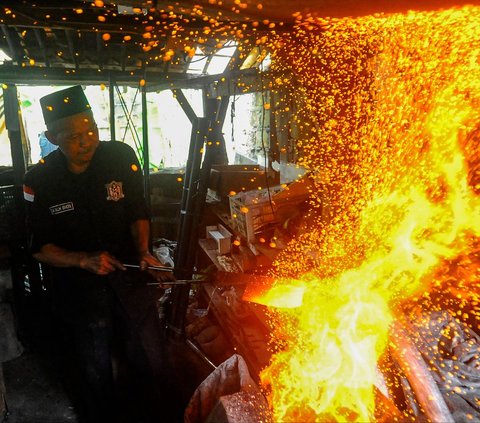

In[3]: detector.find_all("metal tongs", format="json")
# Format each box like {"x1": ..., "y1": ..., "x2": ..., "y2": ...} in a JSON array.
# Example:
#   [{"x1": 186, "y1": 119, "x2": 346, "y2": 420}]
[
  {"x1": 123, "y1": 263, "x2": 174, "y2": 272},
  {"x1": 122, "y1": 263, "x2": 199, "y2": 286}
]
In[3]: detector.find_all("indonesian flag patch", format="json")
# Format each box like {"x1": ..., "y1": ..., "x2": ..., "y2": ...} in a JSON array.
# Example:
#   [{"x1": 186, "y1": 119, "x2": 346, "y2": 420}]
[
  {"x1": 23, "y1": 184, "x2": 35, "y2": 202},
  {"x1": 105, "y1": 180, "x2": 125, "y2": 201}
]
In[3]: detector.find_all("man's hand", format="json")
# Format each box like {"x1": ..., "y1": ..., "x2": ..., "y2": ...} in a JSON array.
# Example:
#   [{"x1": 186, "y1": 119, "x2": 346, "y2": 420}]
[
  {"x1": 79, "y1": 251, "x2": 126, "y2": 275},
  {"x1": 33, "y1": 244, "x2": 125, "y2": 275},
  {"x1": 139, "y1": 251, "x2": 175, "y2": 282}
]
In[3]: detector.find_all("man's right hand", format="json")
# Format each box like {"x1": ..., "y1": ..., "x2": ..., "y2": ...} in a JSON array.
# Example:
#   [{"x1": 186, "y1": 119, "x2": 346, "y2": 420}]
[
  {"x1": 34, "y1": 243, "x2": 125, "y2": 275},
  {"x1": 79, "y1": 251, "x2": 126, "y2": 275}
]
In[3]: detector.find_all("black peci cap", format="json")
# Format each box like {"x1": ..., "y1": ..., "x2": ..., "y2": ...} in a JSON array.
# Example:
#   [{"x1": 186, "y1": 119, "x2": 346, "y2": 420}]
[{"x1": 40, "y1": 85, "x2": 91, "y2": 125}]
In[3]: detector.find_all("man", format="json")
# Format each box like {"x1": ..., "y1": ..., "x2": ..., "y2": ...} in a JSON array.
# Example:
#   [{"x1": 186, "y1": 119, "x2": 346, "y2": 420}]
[{"x1": 23, "y1": 85, "x2": 172, "y2": 422}]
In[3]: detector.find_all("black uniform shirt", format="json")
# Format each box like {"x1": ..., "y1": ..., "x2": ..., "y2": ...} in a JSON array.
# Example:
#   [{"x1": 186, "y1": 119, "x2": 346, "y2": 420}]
[{"x1": 24, "y1": 141, "x2": 148, "y2": 261}]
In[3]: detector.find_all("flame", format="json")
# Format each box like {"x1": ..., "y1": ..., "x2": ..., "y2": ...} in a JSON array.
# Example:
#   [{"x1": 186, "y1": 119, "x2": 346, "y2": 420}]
[
  {"x1": 258, "y1": 6, "x2": 480, "y2": 422},
  {"x1": 243, "y1": 280, "x2": 305, "y2": 308}
]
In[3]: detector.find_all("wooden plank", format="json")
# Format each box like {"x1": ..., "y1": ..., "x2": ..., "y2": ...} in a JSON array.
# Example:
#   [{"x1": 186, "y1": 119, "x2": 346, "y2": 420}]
[{"x1": 64, "y1": 29, "x2": 79, "y2": 70}]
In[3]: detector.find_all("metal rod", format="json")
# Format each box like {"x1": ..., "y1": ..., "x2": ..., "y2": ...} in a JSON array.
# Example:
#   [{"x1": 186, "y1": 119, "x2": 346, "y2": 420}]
[
  {"x1": 186, "y1": 339, "x2": 217, "y2": 371},
  {"x1": 109, "y1": 73, "x2": 116, "y2": 141},
  {"x1": 141, "y1": 72, "x2": 151, "y2": 215},
  {"x1": 146, "y1": 280, "x2": 196, "y2": 286},
  {"x1": 122, "y1": 263, "x2": 173, "y2": 272}
]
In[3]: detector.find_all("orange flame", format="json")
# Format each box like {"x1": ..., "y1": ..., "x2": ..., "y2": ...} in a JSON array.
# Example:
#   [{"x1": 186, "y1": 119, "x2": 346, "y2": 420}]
[{"x1": 259, "y1": 6, "x2": 480, "y2": 422}]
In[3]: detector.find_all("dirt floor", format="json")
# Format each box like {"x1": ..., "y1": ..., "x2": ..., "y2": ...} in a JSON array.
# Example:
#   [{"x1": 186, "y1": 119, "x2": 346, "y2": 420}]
[{"x1": 0, "y1": 256, "x2": 213, "y2": 423}]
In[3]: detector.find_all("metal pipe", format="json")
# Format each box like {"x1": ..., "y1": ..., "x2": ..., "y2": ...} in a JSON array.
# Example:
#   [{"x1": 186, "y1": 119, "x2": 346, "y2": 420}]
[
  {"x1": 122, "y1": 263, "x2": 173, "y2": 272},
  {"x1": 169, "y1": 117, "x2": 209, "y2": 338},
  {"x1": 146, "y1": 280, "x2": 197, "y2": 286},
  {"x1": 109, "y1": 74, "x2": 116, "y2": 141},
  {"x1": 389, "y1": 321, "x2": 455, "y2": 423},
  {"x1": 186, "y1": 339, "x2": 217, "y2": 371},
  {"x1": 141, "y1": 73, "x2": 151, "y2": 215}
]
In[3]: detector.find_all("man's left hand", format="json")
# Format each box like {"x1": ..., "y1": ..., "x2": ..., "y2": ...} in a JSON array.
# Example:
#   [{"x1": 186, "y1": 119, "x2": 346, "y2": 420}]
[{"x1": 139, "y1": 251, "x2": 175, "y2": 282}]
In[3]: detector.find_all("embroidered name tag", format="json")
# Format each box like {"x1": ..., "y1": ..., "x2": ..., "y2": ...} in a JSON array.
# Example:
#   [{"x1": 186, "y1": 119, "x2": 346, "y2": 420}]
[
  {"x1": 49, "y1": 202, "x2": 74, "y2": 215},
  {"x1": 105, "y1": 181, "x2": 125, "y2": 201}
]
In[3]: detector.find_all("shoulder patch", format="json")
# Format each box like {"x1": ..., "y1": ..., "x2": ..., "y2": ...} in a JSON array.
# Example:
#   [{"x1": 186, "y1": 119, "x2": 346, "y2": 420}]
[{"x1": 23, "y1": 184, "x2": 35, "y2": 202}]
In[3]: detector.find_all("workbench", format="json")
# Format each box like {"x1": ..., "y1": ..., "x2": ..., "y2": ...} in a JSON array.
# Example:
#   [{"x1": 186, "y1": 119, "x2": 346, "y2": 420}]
[{"x1": 191, "y1": 201, "x2": 282, "y2": 379}]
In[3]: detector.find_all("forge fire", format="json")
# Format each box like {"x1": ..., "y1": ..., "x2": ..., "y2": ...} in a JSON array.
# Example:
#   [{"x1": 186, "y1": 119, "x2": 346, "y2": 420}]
[{"x1": 255, "y1": 6, "x2": 480, "y2": 422}]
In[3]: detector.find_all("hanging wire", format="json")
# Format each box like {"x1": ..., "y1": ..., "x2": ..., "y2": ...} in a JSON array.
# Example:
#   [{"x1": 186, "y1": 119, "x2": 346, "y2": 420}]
[
  {"x1": 114, "y1": 84, "x2": 144, "y2": 164},
  {"x1": 117, "y1": 85, "x2": 140, "y2": 146},
  {"x1": 259, "y1": 56, "x2": 275, "y2": 216},
  {"x1": 230, "y1": 86, "x2": 236, "y2": 160}
]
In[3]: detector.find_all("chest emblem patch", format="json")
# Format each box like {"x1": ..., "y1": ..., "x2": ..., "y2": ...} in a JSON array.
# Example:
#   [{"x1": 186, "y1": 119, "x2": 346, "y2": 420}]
[{"x1": 105, "y1": 181, "x2": 125, "y2": 201}]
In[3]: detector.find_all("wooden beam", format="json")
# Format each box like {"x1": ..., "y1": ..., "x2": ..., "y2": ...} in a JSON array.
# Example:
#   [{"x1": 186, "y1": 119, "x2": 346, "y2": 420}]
[
  {"x1": 0, "y1": 63, "x2": 270, "y2": 91},
  {"x1": 64, "y1": 29, "x2": 79, "y2": 70},
  {"x1": 204, "y1": 68, "x2": 271, "y2": 97},
  {"x1": 150, "y1": 68, "x2": 263, "y2": 92},
  {"x1": 0, "y1": 64, "x2": 147, "y2": 85},
  {"x1": 172, "y1": 89, "x2": 197, "y2": 123},
  {"x1": 202, "y1": 92, "x2": 229, "y2": 166},
  {"x1": 120, "y1": 44, "x2": 127, "y2": 72},
  {"x1": 96, "y1": 32, "x2": 103, "y2": 71},
  {"x1": 1, "y1": 25, "x2": 22, "y2": 65},
  {"x1": 33, "y1": 28, "x2": 49, "y2": 67},
  {"x1": 201, "y1": 53, "x2": 214, "y2": 75},
  {"x1": 226, "y1": 45, "x2": 243, "y2": 72}
]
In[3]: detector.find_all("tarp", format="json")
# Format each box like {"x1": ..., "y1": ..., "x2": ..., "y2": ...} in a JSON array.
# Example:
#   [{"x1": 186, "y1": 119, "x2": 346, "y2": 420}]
[
  {"x1": 184, "y1": 354, "x2": 272, "y2": 423},
  {"x1": 409, "y1": 311, "x2": 480, "y2": 422}
]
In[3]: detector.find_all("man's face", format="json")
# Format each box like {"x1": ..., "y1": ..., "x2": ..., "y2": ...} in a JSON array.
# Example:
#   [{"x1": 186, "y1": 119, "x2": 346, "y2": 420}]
[{"x1": 47, "y1": 111, "x2": 99, "y2": 168}]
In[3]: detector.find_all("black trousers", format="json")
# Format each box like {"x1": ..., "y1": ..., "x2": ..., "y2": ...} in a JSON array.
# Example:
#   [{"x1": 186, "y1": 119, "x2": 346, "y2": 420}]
[{"x1": 50, "y1": 268, "x2": 163, "y2": 423}]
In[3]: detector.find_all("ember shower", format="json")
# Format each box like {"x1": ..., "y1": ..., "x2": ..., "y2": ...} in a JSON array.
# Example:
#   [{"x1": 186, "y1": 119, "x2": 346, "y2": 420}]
[{"x1": 259, "y1": 6, "x2": 480, "y2": 422}]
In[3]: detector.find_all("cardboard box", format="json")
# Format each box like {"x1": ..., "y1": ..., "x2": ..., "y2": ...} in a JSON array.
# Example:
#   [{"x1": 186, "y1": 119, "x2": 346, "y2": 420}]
[
  {"x1": 209, "y1": 165, "x2": 279, "y2": 202},
  {"x1": 206, "y1": 224, "x2": 232, "y2": 255},
  {"x1": 229, "y1": 186, "x2": 281, "y2": 242},
  {"x1": 229, "y1": 176, "x2": 312, "y2": 242}
]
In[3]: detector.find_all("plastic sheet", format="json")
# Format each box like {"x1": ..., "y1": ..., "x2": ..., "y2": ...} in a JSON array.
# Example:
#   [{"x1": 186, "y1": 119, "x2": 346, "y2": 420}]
[{"x1": 184, "y1": 354, "x2": 272, "y2": 423}]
